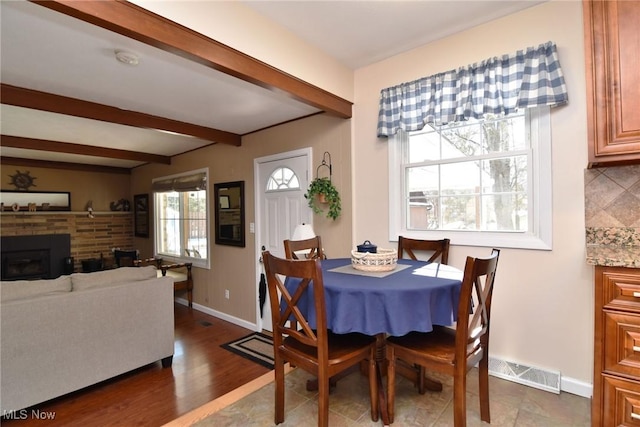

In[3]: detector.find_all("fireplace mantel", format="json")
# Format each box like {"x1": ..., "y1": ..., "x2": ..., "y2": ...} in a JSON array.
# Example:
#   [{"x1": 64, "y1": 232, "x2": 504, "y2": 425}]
[{"x1": 1, "y1": 211, "x2": 132, "y2": 216}]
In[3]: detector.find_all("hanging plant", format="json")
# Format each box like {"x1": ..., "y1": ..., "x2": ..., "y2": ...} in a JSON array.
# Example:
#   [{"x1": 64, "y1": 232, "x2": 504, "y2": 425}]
[{"x1": 304, "y1": 177, "x2": 341, "y2": 220}]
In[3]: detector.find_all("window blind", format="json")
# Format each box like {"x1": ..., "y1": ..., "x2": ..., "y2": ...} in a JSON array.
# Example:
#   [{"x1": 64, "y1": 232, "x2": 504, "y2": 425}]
[{"x1": 152, "y1": 172, "x2": 207, "y2": 192}]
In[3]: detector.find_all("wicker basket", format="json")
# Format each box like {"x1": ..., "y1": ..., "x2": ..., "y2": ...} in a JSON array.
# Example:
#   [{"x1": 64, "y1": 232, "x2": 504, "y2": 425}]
[{"x1": 351, "y1": 248, "x2": 398, "y2": 272}]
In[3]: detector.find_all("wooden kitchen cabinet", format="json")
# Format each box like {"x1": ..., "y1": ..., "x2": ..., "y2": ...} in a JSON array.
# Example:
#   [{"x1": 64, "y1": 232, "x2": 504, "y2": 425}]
[
  {"x1": 593, "y1": 266, "x2": 640, "y2": 426},
  {"x1": 583, "y1": 0, "x2": 640, "y2": 167}
]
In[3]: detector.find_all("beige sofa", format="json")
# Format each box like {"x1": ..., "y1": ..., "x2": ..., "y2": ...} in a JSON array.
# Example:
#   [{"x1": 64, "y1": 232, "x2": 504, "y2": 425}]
[{"x1": 0, "y1": 266, "x2": 175, "y2": 412}]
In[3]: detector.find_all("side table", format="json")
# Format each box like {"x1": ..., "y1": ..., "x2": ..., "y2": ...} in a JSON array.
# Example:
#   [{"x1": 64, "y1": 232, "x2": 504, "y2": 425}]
[
  {"x1": 160, "y1": 263, "x2": 193, "y2": 308},
  {"x1": 136, "y1": 258, "x2": 193, "y2": 308}
]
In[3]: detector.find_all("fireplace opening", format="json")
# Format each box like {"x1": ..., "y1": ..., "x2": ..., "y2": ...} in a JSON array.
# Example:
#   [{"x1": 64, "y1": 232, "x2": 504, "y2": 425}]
[
  {"x1": 1, "y1": 234, "x2": 71, "y2": 281},
  {"x1": 2, "y1": 249, "x2": 50, "y2": 280}
]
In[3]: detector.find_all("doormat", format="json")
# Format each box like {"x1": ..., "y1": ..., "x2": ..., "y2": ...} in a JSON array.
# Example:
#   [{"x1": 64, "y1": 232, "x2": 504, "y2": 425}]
[{"x1": 220, "y1": 332, "x2": 274, "y2": 370}]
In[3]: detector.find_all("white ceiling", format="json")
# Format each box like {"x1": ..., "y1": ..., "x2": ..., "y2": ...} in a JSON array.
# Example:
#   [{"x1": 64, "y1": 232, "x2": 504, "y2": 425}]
[
  {"x1": 0, "y1": 0, "x2": 545, "y2": 171},
  {"x1": 243, "y1": 0, "x2": 546, "y2": 70}
]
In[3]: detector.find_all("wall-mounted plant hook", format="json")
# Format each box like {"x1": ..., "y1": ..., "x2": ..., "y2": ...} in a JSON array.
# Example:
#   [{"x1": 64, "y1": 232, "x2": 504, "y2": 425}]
[{"x1": 315, "y1": 151, "x2": 332, "y2": 181}]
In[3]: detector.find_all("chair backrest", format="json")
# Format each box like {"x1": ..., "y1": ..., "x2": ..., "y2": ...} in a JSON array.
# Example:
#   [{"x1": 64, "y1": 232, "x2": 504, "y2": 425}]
[
  {"x1": 397, "y1": 236, "x2": 450, "y2": 264},
  {"x1": 456, "y1": 249, "x2": 500, "y2": 367},
  {"x1": 114, "y1": 249, "x2": 139, "y2": 267},
  {"x1": 262, "y1": 251, "x2": 328, "y2": 362},
  {"x1": 283, "y1": 236, "x2": 325, "y2": 260}
]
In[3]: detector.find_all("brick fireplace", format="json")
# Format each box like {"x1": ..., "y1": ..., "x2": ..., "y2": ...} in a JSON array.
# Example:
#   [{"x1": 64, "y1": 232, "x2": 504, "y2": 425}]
[{"x1": 0, "y1": 213, "x2": 134, "y2": 274}]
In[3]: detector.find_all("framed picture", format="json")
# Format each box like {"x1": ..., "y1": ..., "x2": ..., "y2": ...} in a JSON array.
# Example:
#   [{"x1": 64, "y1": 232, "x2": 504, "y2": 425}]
[
  {"x1": 219, "y1": 195, "x2": 230, "y2": 209},
  {"x1": 134, "y1": 194, "x2": 149, "y2": 238}
]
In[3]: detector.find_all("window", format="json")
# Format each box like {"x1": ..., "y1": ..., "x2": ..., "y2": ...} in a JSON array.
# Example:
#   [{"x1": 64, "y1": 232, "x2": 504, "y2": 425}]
[
  {"x1": 389, "y1": 107, "x2": 551, "y2": 250},
  {"x1": 267, "y1": 167, "x2": 300, "y2": 190},
  {"x1": 153, "y1": 169, "x2": 209, "y2": 268}
]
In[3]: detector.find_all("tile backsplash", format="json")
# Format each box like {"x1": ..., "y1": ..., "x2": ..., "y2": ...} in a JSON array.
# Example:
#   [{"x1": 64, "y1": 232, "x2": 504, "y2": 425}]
[{"x1": 585, "y1": 165, "x2": 640, "y2": 246}]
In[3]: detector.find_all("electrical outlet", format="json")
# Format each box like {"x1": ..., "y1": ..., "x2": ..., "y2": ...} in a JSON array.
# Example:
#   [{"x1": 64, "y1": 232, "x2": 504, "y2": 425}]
[{"x1": 225, "y1": 289, "x2": 230, "y2": 299}]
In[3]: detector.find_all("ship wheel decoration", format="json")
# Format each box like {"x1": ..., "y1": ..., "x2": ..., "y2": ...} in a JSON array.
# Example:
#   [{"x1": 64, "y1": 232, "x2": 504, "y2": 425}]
[{"x1": 8, "y1": 170, "x2": 37, "y2": 191}]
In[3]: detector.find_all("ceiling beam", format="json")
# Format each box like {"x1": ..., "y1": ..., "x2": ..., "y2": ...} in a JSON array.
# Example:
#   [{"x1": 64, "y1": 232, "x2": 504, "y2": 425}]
[
  {"x1": 1, "y1": 135, "x2": 172, "y2": 165},
  {"x1": 32, "y1": 0, "x2": 353, "y2": 119},
  {"x1": 1, "y1": 157, "x2": 131, "y2": 175},
  {"x1": 1, "y1": 84, "x2": 240, "y2": 146}
]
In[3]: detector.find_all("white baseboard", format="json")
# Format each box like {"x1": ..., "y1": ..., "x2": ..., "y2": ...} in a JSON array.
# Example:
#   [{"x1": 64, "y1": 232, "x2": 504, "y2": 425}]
[
  {"x1": 176, "y1": 298, "x2": 259, "y2": 332},
  {"x1": 560, "y1": 376, "x2": 592, "y2": 398}
]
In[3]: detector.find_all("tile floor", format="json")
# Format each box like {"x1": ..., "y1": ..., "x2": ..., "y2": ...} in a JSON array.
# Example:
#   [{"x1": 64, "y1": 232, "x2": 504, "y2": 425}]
[{"x1": 193, "y1": 367, "x2": 590, "y2": 426}]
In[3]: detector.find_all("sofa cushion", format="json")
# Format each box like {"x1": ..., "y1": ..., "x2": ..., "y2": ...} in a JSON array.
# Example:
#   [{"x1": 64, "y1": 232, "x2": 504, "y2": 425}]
[
  {"x1": 1, "y1": 275, "x2": 72, "y2": 303},
  {"x1": 71, "y1": 266, "x2": 157, "y2": 291}
]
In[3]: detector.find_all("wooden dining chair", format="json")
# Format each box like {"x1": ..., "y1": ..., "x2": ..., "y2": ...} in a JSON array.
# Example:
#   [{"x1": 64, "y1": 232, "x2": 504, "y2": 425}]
[
  {"x1": 397, "y1": 236, "x2": 450, "y2": 264},
  {"x1": 386, "y1": 248, "x2": 500, "y2": 427},
  {"x1": 283, "y1": 236, "x2": 325, "y2": 260},
  {"x1": 262, "y1": 251, "x2": 378, "y2": 427},
  {"x1": 396, "y1": 237, "x2": 451, "y2": 394},
  {"x1": 114, "y1": 249, "x2": 139, "y2": 267}
]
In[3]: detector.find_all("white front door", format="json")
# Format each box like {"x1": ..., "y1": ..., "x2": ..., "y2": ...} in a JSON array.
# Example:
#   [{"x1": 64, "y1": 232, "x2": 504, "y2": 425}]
[{"x1": 255, "y1": 148, "x2": 312, "y2": 331}]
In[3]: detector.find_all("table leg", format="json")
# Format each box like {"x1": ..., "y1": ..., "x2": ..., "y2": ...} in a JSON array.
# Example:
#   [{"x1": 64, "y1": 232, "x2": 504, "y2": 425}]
[
  {"x1": 304, "y1": 365, "x2": 356, "y2": 391},
  {"x1": 375, "y1": 334, "x2": 390, "y2": 425},
  {"x1": 306, "y1": 334, "x2": 441, "y2": 425},
  {"x1": 395, "y1": 360, "x2": 443, "y2": 392}
]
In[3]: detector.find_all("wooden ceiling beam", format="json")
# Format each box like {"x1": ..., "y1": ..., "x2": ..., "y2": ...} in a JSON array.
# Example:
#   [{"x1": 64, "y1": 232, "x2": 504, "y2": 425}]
[
  {"x1": 0, "y1": 157, "x2": 131, "y2": 175},
  {"x1": 32, "y1": 0, "x2": 353, "y2": 119},
  {"x1": 1, "y1": 135, "x2": 172, "y2": 165},
  {"x1": 1, "y1": 84, "x2": 240, "y2": 146}
]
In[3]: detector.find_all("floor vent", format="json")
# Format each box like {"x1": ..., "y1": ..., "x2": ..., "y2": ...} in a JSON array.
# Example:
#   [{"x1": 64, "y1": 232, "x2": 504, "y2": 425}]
[
  {"x1": 199, "y1": 320, "x2": 213, "y2": 327},
  {"x1": 488, "y1": 357, "x2": 560, "y2": 394}
]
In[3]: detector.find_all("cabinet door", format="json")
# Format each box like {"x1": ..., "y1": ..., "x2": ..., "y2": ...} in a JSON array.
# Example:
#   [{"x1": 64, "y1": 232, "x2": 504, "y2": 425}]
[
  {"x1": 604, "y1": 311, "x2": 640, "y2": 379},
  {"x1": 603, "y1": 268, "x2": 640, "y2": 314},
  {"x1": 584, "y1": 0, "x2": 640, "y2": 167},
  {"x1": 603, "y1": 375, "x2": 640, "y2": 426}
]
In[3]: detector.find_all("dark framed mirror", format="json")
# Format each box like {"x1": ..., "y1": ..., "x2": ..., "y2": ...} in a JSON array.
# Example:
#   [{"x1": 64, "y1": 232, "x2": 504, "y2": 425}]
[
  {"x1": 214, "y1": 181, "x2": 245, "y2": 247},
  {"x1": 134, "y1": 194, "x2": 149, "y2": 238},
  {"x1": 0, "y1": 190, "x2": 71, "y2": 211}
]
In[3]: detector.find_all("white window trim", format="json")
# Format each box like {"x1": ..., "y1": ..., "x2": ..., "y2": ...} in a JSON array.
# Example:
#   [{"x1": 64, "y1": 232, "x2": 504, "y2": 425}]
[
  {"x1": 153, "y1": 167, "x2": 211, "y2": 269},
  {"x1": 389, "y1": 108, "x2": 552, "y2": 250}
]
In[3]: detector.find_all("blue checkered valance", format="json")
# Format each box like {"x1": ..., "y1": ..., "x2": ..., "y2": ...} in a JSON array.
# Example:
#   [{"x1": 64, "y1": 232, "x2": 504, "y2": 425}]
[{"x1": 377, "y1": 41, "x2": 568, "y2": 137}]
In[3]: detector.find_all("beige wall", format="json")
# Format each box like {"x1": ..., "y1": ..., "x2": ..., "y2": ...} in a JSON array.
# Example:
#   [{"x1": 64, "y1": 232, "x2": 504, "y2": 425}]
[
  {"x1": 132, "y1": 114, "x2": 352, "y2": 325},
  {"x1": 353, "y1": 0, "x2": 592, "y2": 391},
  {"x1": 0, "y1": 166, "x2": 130, "y2": 212}
]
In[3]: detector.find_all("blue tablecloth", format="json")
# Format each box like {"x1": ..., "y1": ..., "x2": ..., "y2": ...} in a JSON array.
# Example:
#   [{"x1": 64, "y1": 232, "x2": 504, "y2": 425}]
[{"x1": 284, "y1": 258, "x2": 463, "y2": 337}]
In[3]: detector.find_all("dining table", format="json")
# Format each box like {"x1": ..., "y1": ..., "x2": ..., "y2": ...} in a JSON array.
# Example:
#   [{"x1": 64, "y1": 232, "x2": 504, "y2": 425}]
[{"x1": 284, "y1": 256, "x2": 464, "y2": 425}]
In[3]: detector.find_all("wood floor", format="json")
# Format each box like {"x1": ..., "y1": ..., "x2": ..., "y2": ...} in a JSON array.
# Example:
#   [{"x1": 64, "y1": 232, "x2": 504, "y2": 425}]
[{"x1": 1, "y1": 303, "x2": 271, "y2": 426}]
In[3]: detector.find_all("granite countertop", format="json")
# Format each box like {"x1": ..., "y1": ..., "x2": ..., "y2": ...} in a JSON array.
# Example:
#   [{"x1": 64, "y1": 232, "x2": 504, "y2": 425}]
[
  {"x1": 586, "y1": 245, "x2": 640, "y2": 268},
  {"x1": 585, "y1": 227, "x2": 640, "y2": 268}
]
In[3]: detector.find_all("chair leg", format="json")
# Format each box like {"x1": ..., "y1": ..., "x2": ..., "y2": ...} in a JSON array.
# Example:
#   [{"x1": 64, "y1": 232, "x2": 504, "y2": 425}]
[
  {"x1": 368, "y1": 351, "x2": 379, "y2": 422},
  {"x1": 387, "y1": 347, "x2": 396, "y2": 424},
  {"x1": 452, "y1": 371, "x2": 467, "y2": 427},
  {"x1": 478, "y1": 354, "x2": 491, "y2": 423},
  {"x1": 274, "y1": 358, "x2": 285, "y2": 424},
  {"x1": 418, "y1": 365, "x2": 426, "y2": 394},
  {"x1": 318, "y1": 374, "x2": 330, "y2": 427}
]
